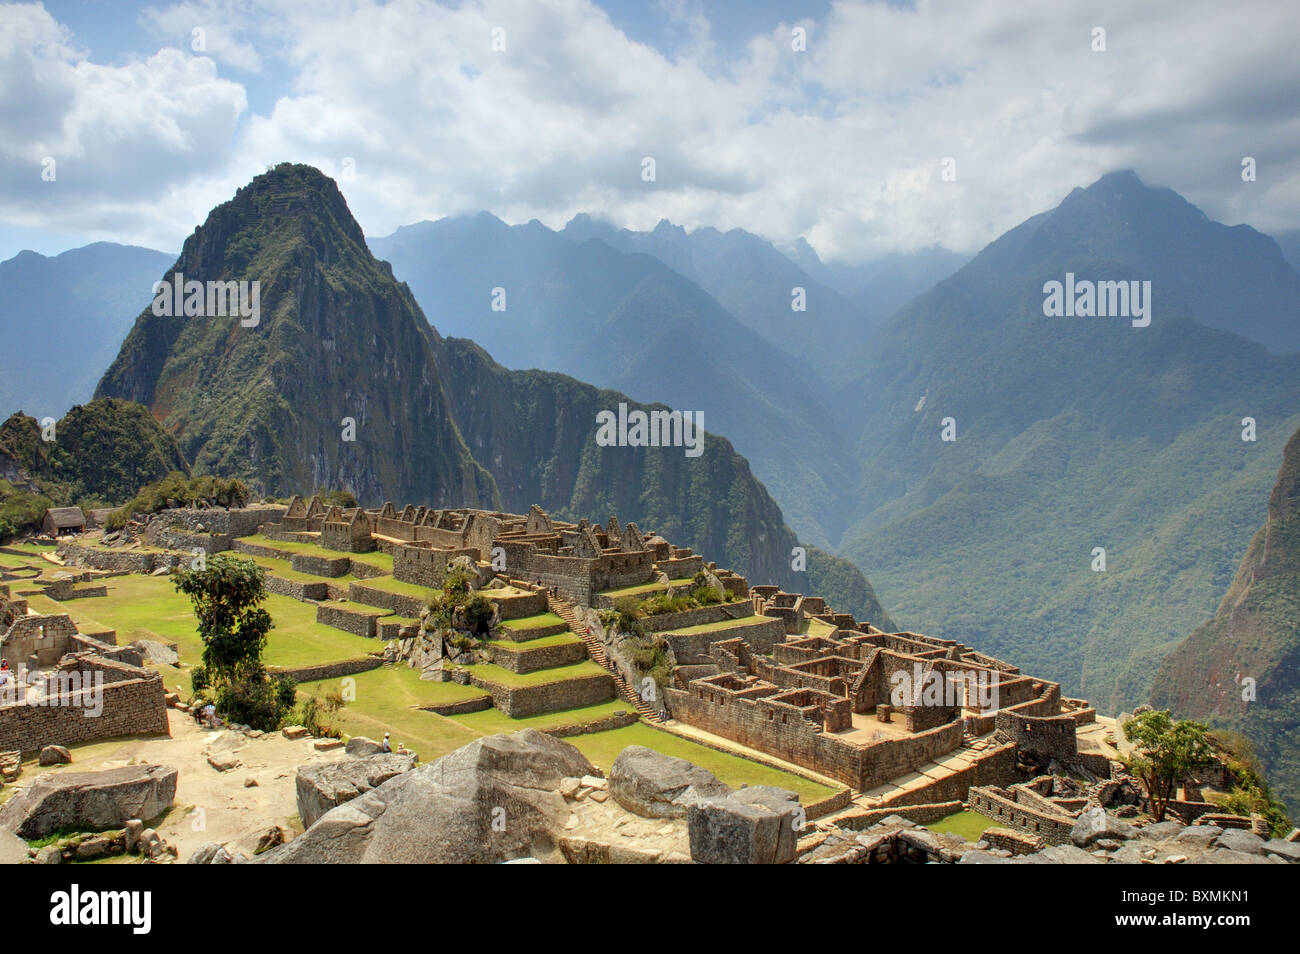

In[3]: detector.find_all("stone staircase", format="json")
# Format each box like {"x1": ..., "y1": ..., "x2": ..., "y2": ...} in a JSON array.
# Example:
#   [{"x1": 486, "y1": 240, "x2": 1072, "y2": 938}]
[{"x1": 547, "y1": 593, "x2": 660, "y2": 723}]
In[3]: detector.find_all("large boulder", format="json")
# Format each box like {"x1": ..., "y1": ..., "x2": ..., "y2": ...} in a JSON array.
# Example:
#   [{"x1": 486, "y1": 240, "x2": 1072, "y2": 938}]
[
  {"x1": 295, "y1": 753, "x2": 417, "y2": 828},
  {"x1": 259, "y1": 729, "x2": 595, "y2": 864},
  {"x1": 609, "y1": 746, "x2": 732, "y2": 818},
  {"x1": 1070, "y1": 807, "x2": 1136, "y2": 847},
  {"x1": 130, "y1": 638, "x2": 179, "y2": 667},
  {"x1": 0, "y1": 764, "x2": 177, "y2": 840},
  {"x1": 687, "y1": 786, "x2": 802, "y2": 864}
]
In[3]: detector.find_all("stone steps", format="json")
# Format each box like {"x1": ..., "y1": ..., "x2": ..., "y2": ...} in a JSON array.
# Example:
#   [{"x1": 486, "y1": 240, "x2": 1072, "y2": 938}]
[{"x1": 548, "y1": 594, "x2": 660, "y2": 723}]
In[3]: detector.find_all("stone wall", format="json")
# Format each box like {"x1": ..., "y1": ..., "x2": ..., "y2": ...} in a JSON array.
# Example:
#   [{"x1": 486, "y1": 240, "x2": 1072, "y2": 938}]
[
  {"x1": 0, "y1": 664, "x2": 168, "y2": 754},
  {"x1": 269, "y1": 656, "x2": 382, "y2": 684},
  {"x1": 967, "y1": 785, "x2": 1076, "y2": 845},
  {"x1": 316, "y1": 603, "x2": 391, "y2": 639},
  {"x1": 1, "y1": 614, "x2": 79, "y2": 667},
  {"x1": 994, "y1": 709, "x2": 1078, "y2": 764},
  {"x1": 488, "y1": 640, "x2": 589, "y2": 674},
  {"x1": 468, "y1": 671, "x2": 614, "y2": 718}
]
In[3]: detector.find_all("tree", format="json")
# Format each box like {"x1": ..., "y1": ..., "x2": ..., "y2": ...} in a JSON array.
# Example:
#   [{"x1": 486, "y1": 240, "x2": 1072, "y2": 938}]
[
  {"x1": 1122, "y1": 709, "x2": 1214, "y2": 822},
  {"x1": 173, "y1": 554, "x2": 292, "y2": 730},
  {"x1": 173, "y1": 554, "x2": 273, "y2": 677}
]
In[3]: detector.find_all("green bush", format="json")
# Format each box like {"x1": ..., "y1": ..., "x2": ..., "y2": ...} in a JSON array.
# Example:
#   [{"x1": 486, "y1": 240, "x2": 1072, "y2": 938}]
[
  {"x1": 0, "y1": 481, "x2": 53, "y2": 540},
  {"x1": 463, "y1": 593, "x2": 494, "y2": 635},
  {"x1": 105, "y1": 472, "x2": 249, "y2": 531}
]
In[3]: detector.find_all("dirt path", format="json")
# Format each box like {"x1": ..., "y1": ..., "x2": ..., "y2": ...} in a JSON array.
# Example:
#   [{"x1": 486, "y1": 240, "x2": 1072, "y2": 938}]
[{"x1": 14, "y1": 710, "x2": 346, "y2": 860}]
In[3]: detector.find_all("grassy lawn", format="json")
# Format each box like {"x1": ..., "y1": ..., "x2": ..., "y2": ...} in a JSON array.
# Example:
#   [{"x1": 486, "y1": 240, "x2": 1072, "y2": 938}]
[
  {"x1": 457, "y1": 659, "x2": 608, "y2": 688},
  {"x1": 56, "y1": 574, "x2": 380, "y2": 673},
  {"x1": 248, "y1": 553, "x2": 360, "y2": 586},
  {"x1": 450, "y1": 699, "x2": 632, "y2": 735},
  {"x1": 499, "y1": 611, "x2": 565, "y2": 631},
  {"x1": 568, "y1": 724, "x2": 838, "y2": 804},
  {"x1": 296, "y1": 666, "x2": 484, "y2": 761},
  {"x1": 926, "y1": 809, "x2": 1000, "y2": 842},
  {"x1": 598, "y1": 577, "x2": 697, "y2": 600},
  {"x1": 658, "y1": 615, "x2": 774, "y2": 636},
  {"x1": 236, "y1": 534, "x2": 394, "y2": 572},
  {"x1": 484, "y1": 632, "x2": 582, "y2": 652},
  {"x1": 800, "y1": 617, "x2": 837, "y2": 638},
  {"x1": 353, "y1": 575, "x2": 436, "y2": 599}
]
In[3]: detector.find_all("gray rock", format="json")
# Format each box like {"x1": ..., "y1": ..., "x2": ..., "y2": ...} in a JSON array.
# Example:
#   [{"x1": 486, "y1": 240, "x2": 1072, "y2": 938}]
[
  {"x1": 1137, "y1": 820, "x2": 1184, "y2": 842},
  {"x1": 0, "y1": 764, "x2": 176, "y2": 840},
  {"x1": 35, "y1": 845, "x2": 61, "y2": 864},
  {"x1": 259, "y1": 729, "x2": 595, "y2": 864},
  {"x1": 124, "y1": 819, "x2": 143, "y2": 853},
  {"x1": 1204, "y1": 848, "x2": 1275, "y2": 865},
  {"x1": 1175, "y1": 824, "x2": 1222, "y2": 848},
  {"x1": 187, "y1": 842, "x2": 236, "y2": 864},
  {"x1": 956, "y1": 850, "x2": 1014, "y2": 864},
  {"x1": 1038, "y1": 843, "x2": 1106, "y2": 864},
  {"x1": 75, "y1": 835, "x2": 114, "y2": 861},
  {"x1": 687, "y1": 786, "x2": 802, "y2": 864},
  {"x1": 295, "y1": 753, "x2": 417, "y2": 829},
  {"x1": 609, "y1": 746, "x2": 733, "y2": 818},
  {"x1": 1214, "y1": 829, "x2": 1265, "y2": 854},
  {"x1": 344, "y1": 736, "x2": 385, "y2": 758},
  {"x1": 1071, "y1": 807, "x2": 1137, "y2": 847},
  {"x1": 0, "y1": 829, "x2": 29, "y2": 864},
  {"x1": 38, "y1": 745, "x2": 71, "y2": 766},
  {"x1": 130, "y1": 638, "x2": 179, "y2": 667},
  {"x1": 1263, "y1": 839, "x2": 1300, "y2": 862}
]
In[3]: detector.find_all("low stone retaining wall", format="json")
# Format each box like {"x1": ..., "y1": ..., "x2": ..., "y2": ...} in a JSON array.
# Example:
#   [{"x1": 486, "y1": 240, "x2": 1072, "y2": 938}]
[
  {"x1": 966, "y1": 785, "x2": 1075, "y2": 845},
  {"x1": 232, "y1": 539, "x2": 291, "y2": 560},
  {"x1": 316, "y1": 603, "x2": 391, "y2": 638},
  {"x1": 418, "y1": 696, "x2": 493, "y2": 716},
  {"x1": 489, "y1": 639, "x2": 589, "y2": 674},
  {"x1": 265, "y1": 574, "x2": 329, "y2": 601},
  {"x1": 497, "y1": 620, "x2": 569, "y2": 641},
  {"x1": 348, "y1": 582, "x2": 424, "y2": 618},
  {"x1": 542, "y1": 709, "x2": 639, "y2": 738},
  {"x1": 291, "y1": 553, "x2": 353, "y2": 577},
  {"x1": 490, "y1": 590, "x2": 548, "y2": 621},
  {"x1": 831, "y1": 800, "x2": 964, "y2": 831},
  {"x1": 270, "y1": 656, "x2": 383, "y2": 684},
  {"x1": 60, "y1": 545, "x2": 177, "y2": 575},
  {"x1": 663, "y1": 617, "x2": 787, "y2": 660},
  {"x1": 468, "y1": 671, "x2": 615, "y2": 718}
]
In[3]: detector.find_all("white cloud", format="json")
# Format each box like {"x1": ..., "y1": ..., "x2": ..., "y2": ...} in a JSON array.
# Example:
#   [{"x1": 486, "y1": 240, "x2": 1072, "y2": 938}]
[{"x1": 1, "y1": 0, "x2": 1298, "y2": 261}]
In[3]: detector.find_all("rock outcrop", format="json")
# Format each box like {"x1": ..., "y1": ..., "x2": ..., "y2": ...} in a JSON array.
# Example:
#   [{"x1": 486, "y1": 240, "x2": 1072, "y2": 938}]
[
  {"x1": 295, "y1": 753, "x2": 418, "y2": 828},
  {"x1": 258, "y1": 730, "x2": 594, "y2": 864},
  {"x1": 608, "y1": 746, "x2": 732, "y2": 818},
  {"x1": 0, "y1": 764, "x2": 177, "y2": 840}
]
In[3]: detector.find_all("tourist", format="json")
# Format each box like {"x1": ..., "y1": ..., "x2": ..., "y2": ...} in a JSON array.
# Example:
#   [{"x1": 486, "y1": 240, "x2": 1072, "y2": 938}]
[
  {"x1": 0, "y1": 660, "x2": 9, "y2": 689},
  {"x1": 381, "y1": 732, "x2": 392, "y2": 753}
]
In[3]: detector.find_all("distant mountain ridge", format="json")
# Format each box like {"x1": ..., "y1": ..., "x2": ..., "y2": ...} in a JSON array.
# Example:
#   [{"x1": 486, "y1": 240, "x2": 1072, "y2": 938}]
[
  {"x1": 0, "y1": 242, "x2": 173, "y2": 420},
  {"x1": 92, "y1": 163, "x2": 891, "y2": 624},
  {"x1": 835, "y1": 170, "x2": 1300, "y2": 714}
]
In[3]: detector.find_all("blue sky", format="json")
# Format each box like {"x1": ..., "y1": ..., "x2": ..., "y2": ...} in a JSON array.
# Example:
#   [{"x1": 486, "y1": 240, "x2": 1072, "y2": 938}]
[{"x1": 2, "y1": 0, "x2": 1298, "y2": 262}]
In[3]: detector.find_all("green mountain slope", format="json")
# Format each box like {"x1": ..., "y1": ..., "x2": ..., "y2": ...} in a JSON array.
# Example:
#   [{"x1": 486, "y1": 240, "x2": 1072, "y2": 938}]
[
  {"x1": 95, "y1": 163, "x2": 498, "y2": 510},
  {"x1": 1151, "y1": 425, "x2": 1300, "y2": 815},
  {"x1": 0, "y1": 397, "x2": 188, "y2": 505},
  {"x1": 837, "y1": 171, "x2": 1300, "y2": 713}
]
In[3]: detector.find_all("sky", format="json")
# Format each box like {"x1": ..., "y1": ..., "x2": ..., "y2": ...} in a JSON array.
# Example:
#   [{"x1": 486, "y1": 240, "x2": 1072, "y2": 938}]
[{"x1": 1, "y1": 0, "x2": 1298, "y2": 263}]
